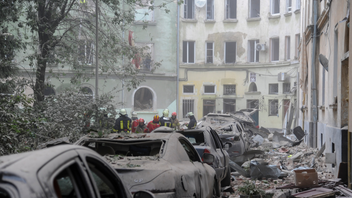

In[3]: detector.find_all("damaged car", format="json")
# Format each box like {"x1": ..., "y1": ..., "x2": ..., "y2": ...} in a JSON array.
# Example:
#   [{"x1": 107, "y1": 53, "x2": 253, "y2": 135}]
[{"x1": 75, "y1": 131, "x2": 219, "y2": 198}]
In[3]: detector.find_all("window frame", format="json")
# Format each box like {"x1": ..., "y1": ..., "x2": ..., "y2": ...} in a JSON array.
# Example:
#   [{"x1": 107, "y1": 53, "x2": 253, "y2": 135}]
[
  {"x1": 223, "y1": 99, "x2": 236, "y2": 113},
  {"x1": 183, "y1": 41, "x2": 195, "y2": 64},
  {"x1": 225, "y1": 0, "x2": 237, "y2": 19},
  {"x1": 184, "y1": 0, "x2": 195, "y2": 19},
  {"x1": 286, "y1": 0, "x2": 292, "y2": 13},
  {"x1": 205, "y1": 42, "x2": 214, "y2": 63},
  {"x1": 268, "y1": 83, "x2": 279, "y2": 95},
  {"x1": 248, "y1": 39, "x2": 260, "y2": 63},
  {"x1": 268, "y1": 99, "x2": 279, "y2": 116},
  {"x1": 295, "y1": 0, "x2": 301, "y2": 11},
  {"x1": 283, "y1": 82, "x2": 291, "y2": 94},
  {"x1": 249, "y1": 0, "x2": 260, "y2": 18},
  {"x1": 270, "y1": 37, "x2": 280, "y2": 62},
  {"x1": 182, "y1": 99, "x2": 195, "y2": 118},
  {"x1": 78, "y1": 39, "x2": 94, "y2": 65},
  {"x1": 183, "y1": 85, "x2": 195, "y2": 94},
  {"x1": 135, "y1": 42, "x2": 154, "y2": 71},
  {"x1": 270, "y1": 0, "x2": 280, "y2": 15},
  {"x1": 223, "y1": 84, "x2": 236, "y2": 95},
  {"x1": 295, "y1": 34, "x2": 300, "y2": 59},
  {"x1": 224, "y1": 41, "x2": 237, "y2": 64},
  {"x1": 134, "y1": 0, "x2": 154, "y2": 22},
  {"x1": 203, "y1": 85, "x2": 216, "y2": 94},
  {"x1": 285, "y1": 36, "x2": 291, "y2": 61},
  {"x1": 206, "y1": 0, "x2": 214, "y2": 20}
]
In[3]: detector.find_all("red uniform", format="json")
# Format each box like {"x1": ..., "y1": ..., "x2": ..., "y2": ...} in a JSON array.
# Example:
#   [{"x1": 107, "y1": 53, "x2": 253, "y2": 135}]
[
  {"x1": 131, "y1": 120, "x2": 139, "y2": 133},
  {"x1": 145, "y1": 121, "x2": 160, "y2": 133}
]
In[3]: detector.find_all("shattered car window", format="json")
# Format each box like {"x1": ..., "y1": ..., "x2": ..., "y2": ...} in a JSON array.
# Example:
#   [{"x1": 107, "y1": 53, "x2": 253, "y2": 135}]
[
  {"x1": 179, "y1": 139, "x2": 201, "y2": 162},
  {"x1": 181, "y1": 132, "x2": 205, "y2": 145},
  {"x1": 54, "y1": 168, "x2": 79, "y2": 198},
  {"x1": 88, "y1": 162, "x2": 117, "y2": 198}
]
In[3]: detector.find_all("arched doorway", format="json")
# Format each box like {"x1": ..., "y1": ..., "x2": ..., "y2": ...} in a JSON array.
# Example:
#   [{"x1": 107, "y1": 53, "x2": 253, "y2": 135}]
[{"x1": 133, "y1": 87, "x2": 154, "y2": 111}]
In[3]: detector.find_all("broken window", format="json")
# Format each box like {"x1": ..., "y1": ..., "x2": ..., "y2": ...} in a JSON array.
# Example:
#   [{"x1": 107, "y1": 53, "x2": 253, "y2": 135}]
[
  {"x1": 247, "y1": 99, "x2": 259, "y2": 109},
  {"x1": 183, "y1": 85, "x2": 194, "y2": 93},
  {"x1": 271, "y1": 37, "x2": 279, "y2": 62},
  {"x1": 269, "y1": 99, "x2": 278, "y2": 116},
  {"x1": 206, "y1": 42, "x2": 213, "y2": 63},
  {"x1": 285, "y1": 36, "x2": 291, "y2": 60},
  {"x1": 270, "y1": 0, "x2": 280, "y2": 15},
  {"x1": 135, "y1": 0, "x2": 153, "y2": 22},
  {"x1": 248, "y1": 40, "x2": 259, "y2": 62},
  {"x1": 184, "y1": 0, "x2": 194, "y2": 19},
  {"x1": 134, "y1": 87, "x2": 153, "y2": 111},
  {"x1": 225, "y1": 0, "x2": 237, "y2": 19},
  {"x1": 183, "y1": 41, "x2": 195, "y2": 63},
  {"x1": 248, "y1": 82, "x2": 257, "y2": 92},
  {"x1": 80, "y1": 87, "x2": 94, "y2": 101},
  {"x1": 223, "y1": 85, "x2": 236, "y2": 95},
  {"x1": 295, "y1": 34, "x2": 300, "y2": 59},
  {"x1": 135, "y1": 43, "x2": 154, "y2": 71},
  {"x1": 223, "y1": 99, "x2": 236, "y2": 113},
  {"x1": 204, "y1": 85, "x2": 215, "y2": 94},
  {"x1": 249, "y1": 0, "x2": 260, "y2": 18},
  {"x1": 286, "y1": 0, "x2": 292, "y2": 12},
  {"x1": 225, "y1": 42, "x2": 236, "y2": 63},
  {"x1": 207, "y1": 0, "x2": 214, "y2": 20},
  {"x1": 183, "y1": 99, "x2": 194, "y2": 118},
  {"x1": 203, "y1": 99, "x2": 215, "y2": 116},
  {"x1": 78, "y1": 39, "x2": 94, "y2": 65},
  {"x1": 269, "y1": 84, "x2": 278, "y2": 94},
  {"x1": 283, "y1": 83, "x2": 291, "y2": 94}
]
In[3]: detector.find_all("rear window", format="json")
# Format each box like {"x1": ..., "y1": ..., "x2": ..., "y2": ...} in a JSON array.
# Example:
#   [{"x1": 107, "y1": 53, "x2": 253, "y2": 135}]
[{"x1": 180, "y1": 132, "x2": 205, "y2": 146}]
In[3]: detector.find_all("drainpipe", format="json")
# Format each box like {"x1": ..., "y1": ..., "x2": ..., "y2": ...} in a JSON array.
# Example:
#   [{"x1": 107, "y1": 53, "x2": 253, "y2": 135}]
[
  {"x1": 311, "y1": 0, "x2": 318, "y2": 148},
  {"x1": 176, "y1": 0, "x2": 180, "y2": 117}
]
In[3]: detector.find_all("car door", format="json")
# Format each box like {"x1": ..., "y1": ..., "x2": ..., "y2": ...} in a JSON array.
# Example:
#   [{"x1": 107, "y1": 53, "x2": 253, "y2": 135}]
[{"x1": 209, "y1": 129, "x2": 226, "y2": 179}]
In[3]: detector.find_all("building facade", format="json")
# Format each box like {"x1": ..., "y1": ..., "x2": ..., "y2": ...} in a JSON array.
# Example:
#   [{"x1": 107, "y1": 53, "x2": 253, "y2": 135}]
[{"x1": 178, "y1": 0, "x2": 301, "y2": 129}]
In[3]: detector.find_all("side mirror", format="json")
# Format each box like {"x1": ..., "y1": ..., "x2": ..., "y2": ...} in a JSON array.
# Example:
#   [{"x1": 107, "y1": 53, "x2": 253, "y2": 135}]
[
  {"x1": 202, "y1": 153, "x2": 215, "y2": 165},
  {"x1": 223, "y1": 142, "x2": 232, "y2": 150},
  {"x1": 133, "y1": 191, "x2": 155, "y2": 198}
]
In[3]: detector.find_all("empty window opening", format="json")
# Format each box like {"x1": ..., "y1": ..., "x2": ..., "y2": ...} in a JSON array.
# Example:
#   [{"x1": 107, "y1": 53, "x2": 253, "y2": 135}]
[
  {"x1": 332, "y1": 142, "x2": 335, "y2": 167},
  {"x1": 271, "y1": 0, "x2": 280, "y2": 14},
  {"x1": 223, "y1": 85, "x2": 236, "y2": 95},
  {"x1": 271, "y1": 38, "x2": 280, "y2": 61},
  {"x1": 183, "y1": 41, "x2": 195, "y2": 63},
  {"x1": 183, "y1": 85, "x2": 194, "y2": 94},
  {"x1": 269, "y1": 99, "x2": 279, "y2": 116},
  {"x1": 249, "y1": 82, "x2": 258, "y2": 92},
  {"x1": 134, "y1": 88, "x2": 153, "y2": 111},
  {"x1": 204, "y1": 85, "x2": 215, "y2": 94},
  {"x1": 223, "y1": 99, "x2": 236, "y2": 113},
  {"x1": 135, "y1": 43, "x2": 154, "y2": 71},
  {"x1": 183, "y1": 99, "x2": 194, "y2": 118},
  {"x1": 333, "y1": 30, "x2": 338, "y2": 100},
  {"x1": 283, "y1": 83, "x2": 291, "y2": 94},
  {"x1": 249, "y1": 0, "x2": 260, "y2": 18},
  {"x1": 321, "y1": 133, "x2": 323, "y2": 147},
  {"x1": 225, "y1": 42, "x2": 236, "y2": 63},
  {"x1": 282, "y1": 99, "x2": 290, "y2": 120},
  {"x1": 184, "y1": 0, "x2": 194, "y2": 19},
  {"x1": 286, "y1": 0, "x2": 292, "y2": 12},
  {"x1": 248, "y1": 40, "x2": 259, "y2": 62},
  {"x1": 207, "y1": 0, "x2": 214, "y2": 20},
  {"x1": 206, "y1": 42, "x2": 213, "y2": 63},
  {"x1": 269, "y1": 84, "x2": 278, "y2": 94},
  {"x1": 285, "y1": 36, "x2": 291, "y2": 60},
  {"x1": 225, "y1": 0, "x2": 237, "y2": 19},
  {"x1": 247, "y1": 99, "x2": 259, "y2": 109},
  {"x1": 203, "y1": 99, "x2": 215, "y2": 116},
  {"x1": 80, "y1": 87, "x2": 93, "y2": 100}
]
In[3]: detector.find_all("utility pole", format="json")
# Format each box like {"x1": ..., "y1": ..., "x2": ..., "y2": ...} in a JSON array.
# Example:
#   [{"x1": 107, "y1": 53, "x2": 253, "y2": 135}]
[{"x1": 95, "y1": 0, "x2": 99, "y2": 100}]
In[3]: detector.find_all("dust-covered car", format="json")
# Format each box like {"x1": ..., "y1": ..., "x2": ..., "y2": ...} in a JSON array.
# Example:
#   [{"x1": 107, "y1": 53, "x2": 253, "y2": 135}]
[
  {"x1": 0, "y1": 145, "x2": 153, "y2": 198},
  {"x1": 177, "y1": 126, "x2": 232, "y2": 187},
  {"x1": 75, "y1": 131, "x2": 219, "y2": 198}
]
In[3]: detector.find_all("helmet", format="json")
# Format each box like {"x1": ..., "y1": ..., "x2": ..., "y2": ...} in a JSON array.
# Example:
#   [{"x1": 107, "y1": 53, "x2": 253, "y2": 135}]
[
  {"x1": 120, "y1": 109, "x2": 127, "y2": 115},
  {"x1": 138, "y1": 118, "x2": 144, "y2": 123},
  {"x1": 163, "y1": 109, "x2": 169, "y2": 117},
  {"x1": 172, "y1": 112, "x2": 177, "y2": 116},
  {"x1": 132, "y1": 111, "x2": 137, "y2": 117},
  {"x1": 187, "y1": 112, "x2": 194, "y2": 117},
  {"x1": 153, "y1": 115, "x2": 160, "y2": 122}
]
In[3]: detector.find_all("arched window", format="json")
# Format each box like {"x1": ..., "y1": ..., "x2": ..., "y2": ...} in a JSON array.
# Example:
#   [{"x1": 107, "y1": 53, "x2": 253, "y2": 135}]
[
  {"x1": 134, "y1": 87, "x2": 153, "y2": 111},
  {"x1": 248, "y1": 82, "x2": 257, "y2": 92},
  {"x1": 80, "y1": 87, "x2": 93, "y2": 100}
]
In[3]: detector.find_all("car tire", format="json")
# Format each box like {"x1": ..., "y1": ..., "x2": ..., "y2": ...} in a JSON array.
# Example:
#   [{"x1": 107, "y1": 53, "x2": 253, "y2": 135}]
[{"x1": 221, "y1": 168, "x2": 231, "y2": 187}]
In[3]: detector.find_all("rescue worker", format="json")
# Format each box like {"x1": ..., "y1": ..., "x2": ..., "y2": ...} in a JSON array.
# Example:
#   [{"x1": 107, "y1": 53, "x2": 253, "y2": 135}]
[
  {"x1": 159, "y1": 109, "x2": 172, "y2": 128},
  {"x1": 131, "y1": 111, "x2": 139, "y2": 133},
  {"x1": 187, "y1": 112, "x2": 197, "y2": 129},
  {"x1": 135, "y1": 118, "x2": 146, "y2": 133},
  {"x1": 113, "y1": 109, "x2": 132, "y2": 133},
  {"x1": 170, "y1": 112, "x2": 180, "y2": 130},
  {"x1": 145, "y1": 115, "x2": 160, "y2": 133}
]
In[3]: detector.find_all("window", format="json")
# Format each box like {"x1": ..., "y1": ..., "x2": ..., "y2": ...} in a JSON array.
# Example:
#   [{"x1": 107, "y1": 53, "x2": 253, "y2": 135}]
[
  {"x1": 183, "y1": 41, "x2": 195, "y2": 63},
  {"x1": 184, "y1": 0, "x2": 194, "y2": 19},
  {"x1": 225, "y1": 0, "x2": 237, "y2": 19},
  {"x1": 53, "y1": 165, "x2": 85, "y2": 198},
  {"x1": 271, "y1": 38, "x2": 279, "y2": 61},
  {"x1": 270, "y1": 0, "x2": 280, "y2": 15},
  {"x1": 286, "y1": 0, "x2": 292, "y2": 12},
  {"x1": 78, "y1": 39, "x2": 94, "y2": 65},
  {"x1": 204, "y1": 85, "x2": 215, "y2": 94},
  {"x1": 249, "y1": 0, "x2": 260, "y2": 18},
  {"x1": 206, "y1": 42, "x2": 213, "y2": 63},
  {"x1": 248, "y1": 40, "x2": 259, "y2": 62},
  {"x1": 225, "y1": 42, "x2": 236, "y2": 63},
  {"x1": 247, "y1": 99, "x2": 259, "y2": 109},
  {"x1": 183, "y1": 99, "x2": 194, "y2": 118},
  {"x1": 203, "y1": 99, "x2": 215, "y2": 116},
  {"x1": 295, "y1": 34, "x2": 300, "y2": 59},
  {"x1": 248, "y1": 82, "x2": 257, "y2": 92},
  {"x1": 285, "y1": 36, "x2": 290, "y2": 60},
  {"x1": 179, "y1": 138, "x2": 201, "y2": 162},
  {"x1": 183, "y1": 85, "x2": 194, "y2": 94},
  {"x1": 223, "y1": 99, "x2": 236, "y2": 113},
  {"x1": 206, "y1": 0, "x2": 214, "y2": 20},
  {"x1": 223, "y1": 85, "x2": 236, "y2": 95},
  {"x1": 135, "y1": 43, "x2": 154, "y2": 71},
  {"x1": 135, "y1": 0, "x2": 153, "y2": 21},
  {"x1": 269, "y1": 84, "x2": 278, "y2": 94},
  {"x1": 283, "y1": 83, "x2": 291, "y2": 94},
  {"x1": 0, "y1": 33, "x2": 15, "y2": 62},
  {"x1": 134, "y1": 87, "x2": 153, "y2": 111},
  {"x1": 333, "y1": 29, "x2": 338, "y2": 99},
  {"x1": 80, "y1": 87, "x2": 93, "y2": 100},
  {"x1": 296, "y1": 0, "x2": 301, "y2": 10},
  {"x1": 269, "y1": 99, "x2": 278, "y2": 116}
]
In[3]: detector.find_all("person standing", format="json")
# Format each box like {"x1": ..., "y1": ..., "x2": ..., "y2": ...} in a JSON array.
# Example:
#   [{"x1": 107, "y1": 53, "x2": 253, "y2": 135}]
[
  {"x1": 187, "y1": 112, "x2": 197, "y2": 129},
  {"x1": 113, "y1": 109, "x2": 132, "y2": 133},
  {"x1": 159, "y1": 109, "x2": 172, "y2": 128},
  {"x1": 145, "y1": 115, "x2": 160, "y2": 133},
  {"x1": 135, "y1": 118, "x2": 147, "y2": 133},
  {"x1": 131, "y1": 111, "x2": 139, "y2": 133},
  {"x1": 170, "y1": 112, "x2": 180, "y2": 130}
]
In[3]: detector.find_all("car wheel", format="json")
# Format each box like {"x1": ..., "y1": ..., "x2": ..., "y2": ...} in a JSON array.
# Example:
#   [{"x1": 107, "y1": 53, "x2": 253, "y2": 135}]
[{"x1": 221, "y1": 168, "x2": 231, "y2": 187}]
